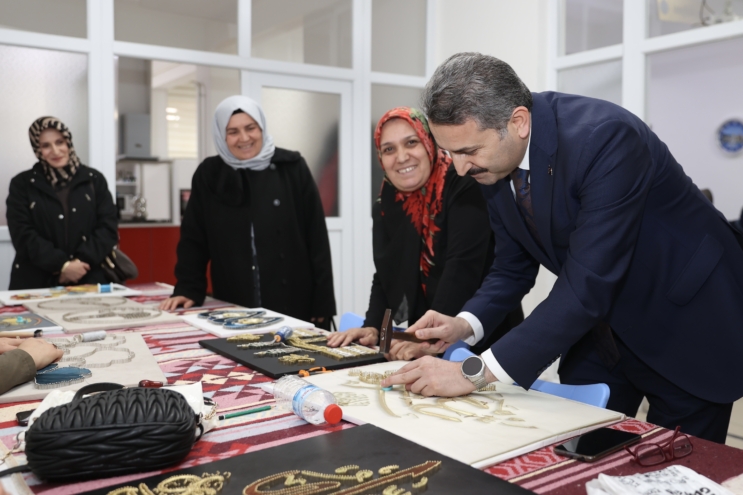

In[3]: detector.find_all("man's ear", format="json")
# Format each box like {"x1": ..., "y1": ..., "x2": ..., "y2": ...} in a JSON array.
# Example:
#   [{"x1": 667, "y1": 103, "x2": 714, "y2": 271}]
[{"x1": 510, "y1": 106, "x2": 531, "y2": 140}]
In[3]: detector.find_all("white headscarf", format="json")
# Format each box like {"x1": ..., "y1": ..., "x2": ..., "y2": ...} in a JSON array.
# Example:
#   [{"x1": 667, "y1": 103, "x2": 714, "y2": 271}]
[{"x1": 212, "y1": 95, "x2": 276, "y2": 171}]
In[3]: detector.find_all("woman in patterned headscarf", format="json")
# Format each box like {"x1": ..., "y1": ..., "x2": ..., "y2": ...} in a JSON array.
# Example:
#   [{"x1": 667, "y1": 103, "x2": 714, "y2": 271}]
[
  {"x1": 327, "y1": 107, "x2": 523, "y2": 359},
  {"x1": 5, "y1": 117, "x2": 118, "y2": 289}
]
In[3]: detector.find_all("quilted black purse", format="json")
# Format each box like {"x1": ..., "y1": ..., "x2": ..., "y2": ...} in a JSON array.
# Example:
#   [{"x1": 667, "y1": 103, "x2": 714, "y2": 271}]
[{"x1": 0, "y1": 383, "x2": 201, "y2": 482}]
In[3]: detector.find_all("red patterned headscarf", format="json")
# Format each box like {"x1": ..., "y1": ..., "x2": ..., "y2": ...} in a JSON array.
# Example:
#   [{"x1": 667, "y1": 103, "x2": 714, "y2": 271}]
[{"x1": 374, "y1": 107, "x2": 452, "y2": 279}]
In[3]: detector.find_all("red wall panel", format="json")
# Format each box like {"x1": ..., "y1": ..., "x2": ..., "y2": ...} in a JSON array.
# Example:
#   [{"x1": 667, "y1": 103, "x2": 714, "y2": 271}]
[{"x1": 118, "y1": 227, "x2": 211, "y2": 293}]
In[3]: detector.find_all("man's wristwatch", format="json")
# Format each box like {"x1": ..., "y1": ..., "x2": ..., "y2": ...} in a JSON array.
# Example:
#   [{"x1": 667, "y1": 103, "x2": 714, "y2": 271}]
[{"x1": 461, "y1": 355, "x2": 488, "y2": 390}]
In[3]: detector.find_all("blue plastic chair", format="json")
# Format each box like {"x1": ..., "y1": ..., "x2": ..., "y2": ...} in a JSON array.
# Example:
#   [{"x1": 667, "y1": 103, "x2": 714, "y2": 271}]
[
  {"x1": 442, "y1": 340, "x2": 470, "y2": 361},
  {"x1": 445, "y1": 348, "x2": 610, "y2": 408},
  {"x1": 338, "y1": 312, "x2": 365, "y2": 332}
]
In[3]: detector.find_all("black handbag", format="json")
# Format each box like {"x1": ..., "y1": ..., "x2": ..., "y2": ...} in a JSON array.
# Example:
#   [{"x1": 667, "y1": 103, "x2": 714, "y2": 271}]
[
  {"x1": 0, "y1": 383, "x2": 201, "y2": 482},
  {"x1": 101, "y1": 246, "x2": 139, "y2": 284}
]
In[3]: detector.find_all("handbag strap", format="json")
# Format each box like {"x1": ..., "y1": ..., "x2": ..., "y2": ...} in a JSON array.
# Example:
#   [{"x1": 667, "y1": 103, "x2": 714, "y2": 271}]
[
  {"x1": 72, "y1": 382, "x2": 124, "y2": 403},
  {"x1": 0, "y1": 464, "x2": 31, "y2": 478}
]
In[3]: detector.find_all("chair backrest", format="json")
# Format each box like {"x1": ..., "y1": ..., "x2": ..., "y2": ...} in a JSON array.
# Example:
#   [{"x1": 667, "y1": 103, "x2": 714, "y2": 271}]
[
  {"x1": 443, "y1": 348, "x2": 610, "y2": 408},
  {"x1": 529, "y1": 380, "x2": 610, "y2": 408},
  {"x1": 445, "y1": 343, "x2": 473, "y2": 362},
  {"x1": 338, "y1": 312, "x2": 365, "y2": 332}
]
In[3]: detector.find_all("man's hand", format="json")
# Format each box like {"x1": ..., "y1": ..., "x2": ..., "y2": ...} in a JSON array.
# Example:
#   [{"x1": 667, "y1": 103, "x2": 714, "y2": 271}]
[
  {"x1": 406, "y1": 311, "x2": 474, "y2": 353},
  {"x1": 159, "y1": 296, "x2": 195, "y2": 311},
  {"x1": 326, "y1": 327, "x2": 378, "y2": 347},
  {"x1": 381, "y1": 356, "x2": 480, "y2": 397},
  {"x1": 59, "y1": 259, "x2": 90, "y2": 284},
  {"x1": 386, "y1": 340, "x2": 435, "y2": 361},
  {"x1": 17, "y1": 338, "x2": 64, "y2": 370}
]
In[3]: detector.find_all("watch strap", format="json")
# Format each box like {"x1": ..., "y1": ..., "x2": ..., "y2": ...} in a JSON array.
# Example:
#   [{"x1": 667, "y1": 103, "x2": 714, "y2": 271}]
[{"x1": 471, "y1": 375, "x2": 488, "y2": 390}]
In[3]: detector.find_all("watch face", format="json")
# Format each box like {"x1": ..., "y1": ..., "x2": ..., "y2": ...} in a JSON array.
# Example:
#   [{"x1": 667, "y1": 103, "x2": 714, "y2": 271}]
[{"x1": 462, "y1": 356, "x2": 483, "y2": 376}]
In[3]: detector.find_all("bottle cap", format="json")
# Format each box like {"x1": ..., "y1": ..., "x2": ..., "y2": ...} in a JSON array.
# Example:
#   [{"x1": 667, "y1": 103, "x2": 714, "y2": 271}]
[{"x1": 323, "y1": 404, "x2": 343, "y2": 424}]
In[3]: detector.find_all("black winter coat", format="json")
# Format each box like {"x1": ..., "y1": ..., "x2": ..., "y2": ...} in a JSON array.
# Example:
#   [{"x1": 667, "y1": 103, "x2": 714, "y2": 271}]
[
  {"x1": 173, "y1": 149, "x2": 336, "y2": 321},
  {"x1": 6, "y1": 163, "x2": 119, "y2": 289},
  {"x1": 365, "y1": 167, "x2": 523, "y2": 351}
]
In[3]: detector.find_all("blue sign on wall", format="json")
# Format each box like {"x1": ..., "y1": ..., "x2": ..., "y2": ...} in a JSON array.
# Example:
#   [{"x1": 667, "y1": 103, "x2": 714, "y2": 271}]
[{"x1": 718, "y1": 119, "x2": 743, "y2": 153}]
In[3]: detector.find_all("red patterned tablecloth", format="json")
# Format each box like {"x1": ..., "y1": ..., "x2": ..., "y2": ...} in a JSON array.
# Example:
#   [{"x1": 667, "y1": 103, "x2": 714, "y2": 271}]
[{"x1": 1, "y1": 293, "x2": 742, "y2": 494}]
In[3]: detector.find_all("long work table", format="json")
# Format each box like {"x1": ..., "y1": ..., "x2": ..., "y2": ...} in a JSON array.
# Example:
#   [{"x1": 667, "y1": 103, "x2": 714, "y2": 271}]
[{"x1": 1, "y1": 291, "x2": 742, "y2": 495}]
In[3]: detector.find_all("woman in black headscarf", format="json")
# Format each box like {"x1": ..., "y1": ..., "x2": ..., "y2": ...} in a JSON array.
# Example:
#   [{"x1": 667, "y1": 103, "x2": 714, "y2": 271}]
[{"x1": 6, "y1": 117, "x2": 118, "y2": 289}]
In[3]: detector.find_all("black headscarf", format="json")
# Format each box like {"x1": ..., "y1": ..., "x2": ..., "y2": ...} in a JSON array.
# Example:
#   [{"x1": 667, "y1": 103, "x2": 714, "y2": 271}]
[{"x1": 28, "y1": 116, "x2": 81, "y2": 189}]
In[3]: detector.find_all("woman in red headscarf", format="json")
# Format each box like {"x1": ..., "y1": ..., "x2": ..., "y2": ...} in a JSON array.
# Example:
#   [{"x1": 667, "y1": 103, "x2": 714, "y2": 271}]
[{"x1": 327, "y1": 107, "x2": 523, "y2": 359}]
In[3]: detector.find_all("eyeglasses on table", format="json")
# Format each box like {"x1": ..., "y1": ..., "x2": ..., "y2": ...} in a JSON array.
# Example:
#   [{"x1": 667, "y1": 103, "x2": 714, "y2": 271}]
[{"x1": 624, "y1": 425, "x2": 693, "y2": 466}]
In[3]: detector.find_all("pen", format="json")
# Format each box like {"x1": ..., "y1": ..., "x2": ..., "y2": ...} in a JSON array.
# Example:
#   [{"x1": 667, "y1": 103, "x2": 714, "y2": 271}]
[{"x1": 218, "y1": 405, "x2": 271, "y2": 420}]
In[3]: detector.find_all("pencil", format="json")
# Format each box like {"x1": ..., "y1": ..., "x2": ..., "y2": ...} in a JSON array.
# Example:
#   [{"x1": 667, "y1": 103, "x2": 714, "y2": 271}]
[{"x1": 218, "y1": 405, "x2": 271, "y2": 420}]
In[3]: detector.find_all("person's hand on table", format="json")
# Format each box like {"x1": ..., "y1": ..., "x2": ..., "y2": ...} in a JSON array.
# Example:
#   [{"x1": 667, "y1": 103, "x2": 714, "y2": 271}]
[
  {"x1": 59, "y1": 259, "x2": 90, "y2": 284},
  {"x1": 381, "y1": 355, "x2": 497, "y2": 397},
  {"x1": 326, "y1": 327, "x2": 378, "y2": 347},
  {"x1": 159, "y1": 296, "x2": 194, "y2": 311},
  {"x1": 0, "y1": 337, "x2": 23, "y2": 354},
  {"x1": 386, "y1": 340, "x2": 435, "y2": 361},
  {"x1": 17, "y1": 338, "x2": 64, "y2": 370},
  {"x1": 405, "y1": 310, "x2": 475, "y2": 354}
]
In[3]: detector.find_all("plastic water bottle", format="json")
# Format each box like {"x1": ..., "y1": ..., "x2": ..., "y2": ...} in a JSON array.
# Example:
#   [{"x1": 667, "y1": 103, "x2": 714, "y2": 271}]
[{"x1": 269, "y1": 375, "x2": 342, "y2": 425}]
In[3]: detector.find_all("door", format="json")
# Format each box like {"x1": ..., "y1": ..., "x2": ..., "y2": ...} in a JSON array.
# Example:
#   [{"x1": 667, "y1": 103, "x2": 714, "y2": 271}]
[{"x1": 247, "y1": 73, "x2": 354, "y2": 320}]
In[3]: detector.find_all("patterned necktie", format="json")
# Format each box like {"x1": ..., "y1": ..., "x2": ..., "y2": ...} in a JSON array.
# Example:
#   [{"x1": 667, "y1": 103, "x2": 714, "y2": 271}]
[{"x1": 510, "y1": 168, "x2": 544, "y2": 249}]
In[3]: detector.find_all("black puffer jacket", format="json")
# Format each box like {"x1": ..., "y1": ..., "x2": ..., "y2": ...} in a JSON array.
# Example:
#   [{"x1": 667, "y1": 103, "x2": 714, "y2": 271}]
[{"x1": 6, "y1": 163, "x2": 118, "y2": 289}]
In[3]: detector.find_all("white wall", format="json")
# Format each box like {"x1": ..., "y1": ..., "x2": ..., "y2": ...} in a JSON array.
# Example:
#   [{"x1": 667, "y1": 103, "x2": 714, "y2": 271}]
[
  {"x1": 435, "y1": 0, "x2": 556, "y2": 318},
  {"x1": 647, "y1": 37, "x2": 743, "y2": 220},
  {"x1": 436, "y1": 0, "x2": 549, "y2": 93},
  {"x1": 0, "y1": 45, "x2": 89, "y2": 225}
]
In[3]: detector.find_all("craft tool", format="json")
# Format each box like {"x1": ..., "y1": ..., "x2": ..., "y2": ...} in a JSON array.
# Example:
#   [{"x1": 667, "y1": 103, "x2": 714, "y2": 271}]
[
  {"x1": 218, "y1": 405, "x2": 271, "y2": 420},
  {"x1": 273, "y1": 326, "x2": 293, "y2": 342},
  {"x1": 0, "y1": 329, "x2": 43, "y2": 338},
  {"x1": 378, "y1": 308, "x2": 439, "y2": 354},
  {"x1": 138, "y1": 380, "x2": 164, "y2": 388},
  {"x1": 298, "y1": 367, "x2": 332, "y2": 377}
]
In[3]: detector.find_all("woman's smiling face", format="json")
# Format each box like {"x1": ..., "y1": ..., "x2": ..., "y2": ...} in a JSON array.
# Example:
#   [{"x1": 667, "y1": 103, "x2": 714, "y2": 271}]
[
  {"x1": 38, "y1": 129, "x2": 70, "y2": 168},
  {"x1": 379, "y1": 118, "x2": 432, "y2": 192},
  {"x1": 225, "y1": 112, "x2": 263, "y2": 160}
]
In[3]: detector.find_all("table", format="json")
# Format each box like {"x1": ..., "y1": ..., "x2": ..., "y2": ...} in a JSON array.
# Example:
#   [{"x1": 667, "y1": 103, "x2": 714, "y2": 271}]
[{"x1": 2, "y1": 292, "x2": 742, "y2": 495}]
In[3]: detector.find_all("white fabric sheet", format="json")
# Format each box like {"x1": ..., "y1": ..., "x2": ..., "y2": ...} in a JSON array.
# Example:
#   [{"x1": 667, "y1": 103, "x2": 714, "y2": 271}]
[
  {"x1": 0, "y1": 284, "x2": 140, "y2": 306},
  {"x1": 24, "y1": 297, "x2": 181, "y2": 333},
  {"x1": 0, "y1": 333, "x2": 166, "y2": 404},
  {"x1": 306, "y1": 361, "x2": 625, "y2": 468},
  {"x1": 180, "y1": 308, "x2": 314, "y2": 338}
]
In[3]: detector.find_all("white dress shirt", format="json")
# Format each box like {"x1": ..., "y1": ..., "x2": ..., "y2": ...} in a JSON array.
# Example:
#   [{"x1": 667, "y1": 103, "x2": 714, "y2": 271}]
[{"x1": 457, "y1": 132, "x2": 532, "y2": 385}]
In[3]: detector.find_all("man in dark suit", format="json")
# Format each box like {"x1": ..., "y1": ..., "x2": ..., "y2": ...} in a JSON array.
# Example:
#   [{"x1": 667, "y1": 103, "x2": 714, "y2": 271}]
[{"x1": 382, "y1": 53, "x2": 743, "y2": 443}]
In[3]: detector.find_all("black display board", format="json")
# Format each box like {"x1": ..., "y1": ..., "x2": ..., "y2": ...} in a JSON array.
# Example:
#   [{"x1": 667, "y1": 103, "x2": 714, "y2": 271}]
[
  {"x1": 199, "y1": 334, "x2": 386, "y2": 378},
  {"x1": 81, "y1": 424, "x2": 535, "y2": 495}
]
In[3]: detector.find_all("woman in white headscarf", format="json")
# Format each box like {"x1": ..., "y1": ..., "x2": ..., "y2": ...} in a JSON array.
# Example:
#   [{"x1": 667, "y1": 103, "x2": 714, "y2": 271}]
[{"x1": 160, "y1": 96, "x2": 336, "y2": 326}]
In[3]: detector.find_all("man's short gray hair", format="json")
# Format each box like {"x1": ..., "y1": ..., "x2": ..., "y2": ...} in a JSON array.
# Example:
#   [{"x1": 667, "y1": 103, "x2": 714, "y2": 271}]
[{"x1": 421, "y1": 53, "x2": 532, "y2": 135}]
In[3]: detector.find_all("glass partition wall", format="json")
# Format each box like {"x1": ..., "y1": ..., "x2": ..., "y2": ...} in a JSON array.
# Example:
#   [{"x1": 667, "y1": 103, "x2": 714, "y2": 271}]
[
  {"x1": 0, "y1": 0, "x2": 437, "y2": 314},
  {"x1": 550, "y1": 0, "x2": 743, "y2": 222}
]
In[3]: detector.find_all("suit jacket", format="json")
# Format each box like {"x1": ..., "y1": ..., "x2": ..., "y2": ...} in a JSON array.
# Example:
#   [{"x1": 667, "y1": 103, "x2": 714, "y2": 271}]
[{"x1": 463, "y1": 92, "x2": 743, "y2": 403}]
